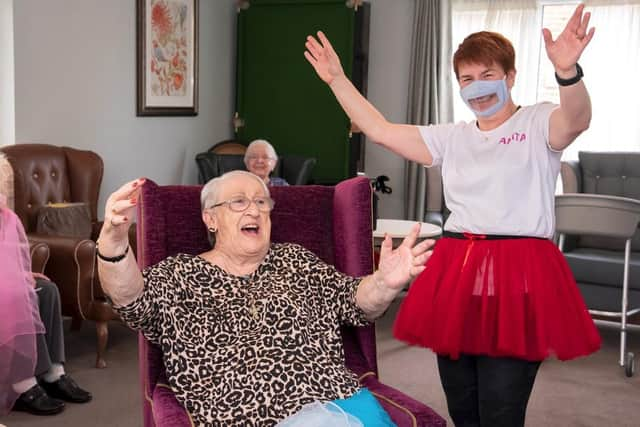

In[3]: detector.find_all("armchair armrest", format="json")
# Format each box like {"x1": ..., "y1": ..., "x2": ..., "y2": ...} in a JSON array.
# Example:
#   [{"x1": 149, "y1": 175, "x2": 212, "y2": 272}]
[
  {"x1": 555, "y1": 194, "x2": 640, "y2": 239},
  {"x1": 560, "y1": 160, "x2": 582, "y2": 194},
  {"x1": 28, "y1": 233, "x2": 98, "y2": 320},
  {"x1": 29, "y1": 241, "x2": 50, "y2": 274},
  {"x1": 360, "y1": 374, "x2": 446, "y2": 427}
]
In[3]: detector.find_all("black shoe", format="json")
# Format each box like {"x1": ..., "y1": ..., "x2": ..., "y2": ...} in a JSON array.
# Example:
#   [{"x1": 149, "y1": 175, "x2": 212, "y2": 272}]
[
  {"x1": 41, "y1": 375, "x2": 92, "y2": 403},
  {"x1": 13, "y1": 384, "x2": 65, "y2": 415}
]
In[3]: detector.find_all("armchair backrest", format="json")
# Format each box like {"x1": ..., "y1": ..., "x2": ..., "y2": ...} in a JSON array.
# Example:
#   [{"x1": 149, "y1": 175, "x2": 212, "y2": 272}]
[
  {"x1": 0, "y1": 144, "x2": 103, "y2": 233},
  {"x1": 208, "y1": 139, "x2": 247, "y2": 155},
  {"x1": 137, "y1": 176, "x2": 373, "y2": 274},
  {"x1": 560, "y1": 151, "x2": 640, "y2": 251},
  {"x1": 195, "y1": 152, "x2": 246, "y2": 184},
  {"x1": 274, "y1": 155, "x2": 317, "y2": 185}
]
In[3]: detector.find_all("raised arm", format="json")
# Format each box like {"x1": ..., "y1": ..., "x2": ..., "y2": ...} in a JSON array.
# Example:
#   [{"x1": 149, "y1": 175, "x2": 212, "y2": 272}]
[
  {"x1": 97, "y1": 178, "x2": 145, "y2": 307},
  {"x1": 356, "y1": 224, "x2": 434, "y2": 320},
  {"x1": 305, "y1": 31, "x2": 433, "y2": 165},
  {"x1": 545, "y1": 3, "x2": 595, "y2": 151}
]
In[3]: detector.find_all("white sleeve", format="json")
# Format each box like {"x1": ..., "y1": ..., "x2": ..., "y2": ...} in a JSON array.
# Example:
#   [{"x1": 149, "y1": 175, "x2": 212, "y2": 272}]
[{"x1": 417, "y1": 123, "x2": 457, "y2": 167}]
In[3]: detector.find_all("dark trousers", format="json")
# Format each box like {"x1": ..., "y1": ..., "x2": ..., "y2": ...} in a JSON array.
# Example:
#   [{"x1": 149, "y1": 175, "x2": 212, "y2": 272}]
[
  {"x1": 34, "y1": 279, "x2": 66, "y2": 376},
  {"x1": 437, "y1": 354, "x2": 541, "y2": 427}
]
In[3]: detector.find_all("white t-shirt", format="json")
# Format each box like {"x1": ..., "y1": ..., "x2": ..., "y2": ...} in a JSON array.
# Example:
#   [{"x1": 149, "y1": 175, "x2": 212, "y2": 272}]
[{"x1": 418, "y1": 102, "x2": 560, "y2": 238}]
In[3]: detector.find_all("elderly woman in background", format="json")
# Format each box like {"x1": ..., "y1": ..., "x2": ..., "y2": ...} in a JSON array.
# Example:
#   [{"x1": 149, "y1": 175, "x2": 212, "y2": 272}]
[
  {"x1": 97, "y1": 170, "x2": 434, "y2": 426},
  {"x1": 244, "y1": 139, "x2": 289, "y2": 186}
]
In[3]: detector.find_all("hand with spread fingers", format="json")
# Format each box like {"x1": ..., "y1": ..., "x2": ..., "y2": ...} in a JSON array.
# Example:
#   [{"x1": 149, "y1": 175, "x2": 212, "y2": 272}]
[
  {"x1": 377, "y1": 223, "x2": 434, "y2": 292},
  {"x1": 543, "y1": 3, "x2": 595, "y2": 75},
  {"x1": 98, "y1": 178, "x2": 145, "y2": 256},
  {"x1": 304, "y1": 31, "x2": 346, "y2": 85},
  {"x1": 356, "y1": 223, "x2": 434, "y2": 320}
]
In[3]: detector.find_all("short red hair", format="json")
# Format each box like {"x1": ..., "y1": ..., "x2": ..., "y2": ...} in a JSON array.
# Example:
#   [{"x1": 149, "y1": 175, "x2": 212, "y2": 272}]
[{"x1": 453, "y1": 31, "x2": 515, "y2": 79}]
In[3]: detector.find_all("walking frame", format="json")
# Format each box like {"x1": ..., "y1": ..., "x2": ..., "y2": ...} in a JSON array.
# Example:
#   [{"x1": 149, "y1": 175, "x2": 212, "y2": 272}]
[{"x1": 555, "y1": 194, "x2": 640, "y2": 377}]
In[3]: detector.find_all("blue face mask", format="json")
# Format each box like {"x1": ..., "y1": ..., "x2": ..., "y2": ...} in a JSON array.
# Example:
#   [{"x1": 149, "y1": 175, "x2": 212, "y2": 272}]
[{"x1": 459, "y1": 77, "x2": 508, "y2": 118}]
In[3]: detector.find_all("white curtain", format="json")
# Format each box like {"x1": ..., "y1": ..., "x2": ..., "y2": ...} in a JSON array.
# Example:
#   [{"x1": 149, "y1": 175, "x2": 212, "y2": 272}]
[
  {"x1": 404, "y1": 0, "x2": 453, "y2": 221},
  {"x1": 562, "y1": 0, "x2": 640, "y2": 160},
  {"x1": 451, "y1": 0, "x2": 640, "y2": 160}
]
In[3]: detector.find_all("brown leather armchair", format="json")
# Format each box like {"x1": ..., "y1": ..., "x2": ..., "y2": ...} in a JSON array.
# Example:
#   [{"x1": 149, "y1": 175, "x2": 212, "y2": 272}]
[{"x1": 0, "y1": 143, "x2": 117, "y2": 368}]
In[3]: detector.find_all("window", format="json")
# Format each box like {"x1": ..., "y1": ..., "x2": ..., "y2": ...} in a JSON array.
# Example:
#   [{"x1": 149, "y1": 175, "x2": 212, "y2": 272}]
[{"x1": 451, "y1": 0, "x2": 640, "y2": 160}]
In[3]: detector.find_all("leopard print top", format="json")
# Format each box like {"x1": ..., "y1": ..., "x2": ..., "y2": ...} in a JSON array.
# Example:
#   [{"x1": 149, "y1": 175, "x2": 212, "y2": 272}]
[{"x1": 116, "y1": 242, "x2": 370, "y2": 426}]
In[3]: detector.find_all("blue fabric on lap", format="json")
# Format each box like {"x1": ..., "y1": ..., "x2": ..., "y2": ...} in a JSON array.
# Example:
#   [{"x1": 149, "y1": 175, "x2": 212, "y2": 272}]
[{"x1": 332, "y1": 388, "x2": 397, "y2": 427}]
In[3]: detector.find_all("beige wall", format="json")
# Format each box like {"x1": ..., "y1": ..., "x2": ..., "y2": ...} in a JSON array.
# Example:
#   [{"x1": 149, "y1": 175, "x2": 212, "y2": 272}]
[
  {"x1": 13, "y1": 0, "x2": 236, "y2": 215},
  {"x1": 11, "y1": 0, "x2": 415, "y2": 219},
  {"x1": 364, "y1": 0, "x2": 414, "y2": 219}
]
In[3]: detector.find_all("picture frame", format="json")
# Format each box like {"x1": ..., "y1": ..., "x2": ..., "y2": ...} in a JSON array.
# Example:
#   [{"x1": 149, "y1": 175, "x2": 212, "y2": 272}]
[{"x1": 136, "y1": 0, "x2": 199, "y2": 116}]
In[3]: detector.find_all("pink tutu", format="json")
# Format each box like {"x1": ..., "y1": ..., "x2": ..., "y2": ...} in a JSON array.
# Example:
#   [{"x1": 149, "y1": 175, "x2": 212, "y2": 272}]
[
  {"x1": 393, "y1": 235, "x2": 601, "y2": 361},
  {"x1": 0, "y1": 204, "x2": 44, "y2": 414}
]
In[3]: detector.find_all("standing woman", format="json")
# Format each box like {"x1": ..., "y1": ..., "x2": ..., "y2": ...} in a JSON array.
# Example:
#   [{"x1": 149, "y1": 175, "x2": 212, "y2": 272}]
[{"x1": 304, "y1": 4, "x2": 600, "y2": 426}]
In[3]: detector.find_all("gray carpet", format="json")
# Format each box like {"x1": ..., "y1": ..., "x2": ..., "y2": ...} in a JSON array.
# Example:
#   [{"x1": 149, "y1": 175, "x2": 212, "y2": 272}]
[{"x1": 1, "y1": 300, "x2": 639, "y2": 427}]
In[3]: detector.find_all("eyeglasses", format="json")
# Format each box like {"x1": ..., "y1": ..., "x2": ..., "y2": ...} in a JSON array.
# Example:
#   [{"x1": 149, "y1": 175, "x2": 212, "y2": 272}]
[
  {"x1": 209, "y1": 196, "x2": 275, "y2": 212},
  {"x1": 246, "y1": 155, "x2": 276, "y2": 162}
]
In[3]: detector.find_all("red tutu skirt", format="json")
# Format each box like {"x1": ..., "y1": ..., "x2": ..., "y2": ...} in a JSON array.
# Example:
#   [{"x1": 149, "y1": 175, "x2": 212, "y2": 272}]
[{"x1": 393, "y1": 235, "x2": 601, "y2": 361}]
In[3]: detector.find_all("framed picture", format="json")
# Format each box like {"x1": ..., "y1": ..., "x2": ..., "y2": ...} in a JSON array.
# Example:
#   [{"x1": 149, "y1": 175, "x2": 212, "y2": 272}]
[{"x1": 137, "y1": 0, "x2": 199, "y2": 116}]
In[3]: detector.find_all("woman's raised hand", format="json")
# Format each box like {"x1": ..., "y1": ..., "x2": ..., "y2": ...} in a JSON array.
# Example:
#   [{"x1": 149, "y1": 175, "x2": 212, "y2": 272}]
[
  {"x1": 304, "y1": 31, "x2": 345, "y2": 85},
  {"x1": 543, "y1": 3, "x2": 595, "y2": 74},
  {"x1": 377, "y1": 223, "x2": 434, "y2": 292},
  {"x1": 99, "y1": 178, "x2": 145, "y2": 246}
]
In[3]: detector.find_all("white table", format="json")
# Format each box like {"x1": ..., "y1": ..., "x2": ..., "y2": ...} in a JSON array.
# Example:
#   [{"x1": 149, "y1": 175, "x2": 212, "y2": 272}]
[{"x1": 373, "y1": 219, "x2": 442, "y2": 243}]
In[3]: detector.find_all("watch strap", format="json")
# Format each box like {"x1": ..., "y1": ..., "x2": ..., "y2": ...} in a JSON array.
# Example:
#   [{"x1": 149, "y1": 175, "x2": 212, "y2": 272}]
[
  {"x1": 96, "y1": 244, "x2": 129, "y2": 263},
  {"x1": 555, "y1": 63, "x2": 583, "y2": 87}
]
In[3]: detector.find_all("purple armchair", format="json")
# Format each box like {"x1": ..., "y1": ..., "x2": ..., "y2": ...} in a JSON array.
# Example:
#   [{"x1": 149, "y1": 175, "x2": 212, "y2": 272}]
[{"x1": 135, "y1": 177, "x2": 445, "y2": 427}]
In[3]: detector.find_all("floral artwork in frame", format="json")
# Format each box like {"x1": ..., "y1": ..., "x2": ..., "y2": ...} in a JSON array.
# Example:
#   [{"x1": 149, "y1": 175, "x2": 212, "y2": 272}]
[{"x1": 137, "y1": 0, "x2": 198, "y2": 116}]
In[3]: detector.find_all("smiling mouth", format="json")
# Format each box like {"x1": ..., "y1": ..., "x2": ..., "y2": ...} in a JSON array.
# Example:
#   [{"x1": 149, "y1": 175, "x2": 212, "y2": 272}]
[
  {"x1": 241, "y1": 224, "x2": 260, "y2": 235},
  {"x1": 470, "y1": 94, "x2": 496, "y2": 104}
]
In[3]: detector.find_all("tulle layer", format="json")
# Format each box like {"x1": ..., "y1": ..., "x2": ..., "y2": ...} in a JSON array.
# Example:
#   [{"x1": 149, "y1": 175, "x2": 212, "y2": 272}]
[
  {"x1": 393, "y1": 236, "x2": 601, "y2": 361},
  {"x1": 0, "y1": 207, "x2": 44, "y2": 414}
]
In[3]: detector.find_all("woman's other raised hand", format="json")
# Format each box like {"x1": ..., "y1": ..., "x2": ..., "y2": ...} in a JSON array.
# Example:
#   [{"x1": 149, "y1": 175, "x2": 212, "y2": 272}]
[
  {"x1": 543, "y1": 3, "x2": 595, "y2": 75},
  {"x1": 304, "y1": 31, "x2": 345, "y2": 85},
  {"x1": 99, "y1": 178, "x2": 145, "y2": 248}
]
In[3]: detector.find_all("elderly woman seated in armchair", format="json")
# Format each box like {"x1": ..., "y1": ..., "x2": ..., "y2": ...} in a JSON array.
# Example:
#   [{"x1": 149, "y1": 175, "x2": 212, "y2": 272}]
[{"x1": 97, "y1": 171, "x2": 434, "y2": 426}]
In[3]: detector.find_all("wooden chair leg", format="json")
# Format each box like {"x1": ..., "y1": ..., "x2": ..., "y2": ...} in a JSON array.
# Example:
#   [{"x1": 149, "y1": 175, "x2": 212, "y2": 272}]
[{"x1": 95, "y1": 320, "x2": 108, "y2": 369}]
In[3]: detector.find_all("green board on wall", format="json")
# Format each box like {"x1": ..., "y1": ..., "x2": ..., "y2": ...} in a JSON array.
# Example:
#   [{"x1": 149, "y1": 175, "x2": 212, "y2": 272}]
[{"x1": 236, "y1": 0, "x2": 363, "y2": 184}]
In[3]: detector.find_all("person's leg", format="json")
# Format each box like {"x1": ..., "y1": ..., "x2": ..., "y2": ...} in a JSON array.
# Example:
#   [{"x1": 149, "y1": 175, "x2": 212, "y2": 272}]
[
  {"x1": 476, "y1": 356, "x2": 541, "y2": 427},
  {"x1": 34, "y1": 278, "x2": 92, "y2": 403},
  {"x1": 12, "y1": 280, "x2": 66, "y2": 415},
  {"x1": 34, "y1": 279, "x2": 65, "y2": 377},
  {"x1": 437, "y1": 354, "x2": 480, "y2": 427}
]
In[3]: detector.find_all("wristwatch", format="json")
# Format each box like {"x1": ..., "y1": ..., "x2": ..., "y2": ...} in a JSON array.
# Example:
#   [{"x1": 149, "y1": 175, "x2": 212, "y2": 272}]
[
  {"x1": 96, "y1": 243, "x2": 129, "y2": 263},
  {"x1": 555, "y1": 63, "x2": 583, "y2": 87}
]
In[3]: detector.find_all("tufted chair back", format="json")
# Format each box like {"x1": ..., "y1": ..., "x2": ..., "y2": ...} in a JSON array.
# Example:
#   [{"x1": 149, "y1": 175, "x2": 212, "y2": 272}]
[{"x1": 1, "y1": 144, "x2": 103, "y2": 234}]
